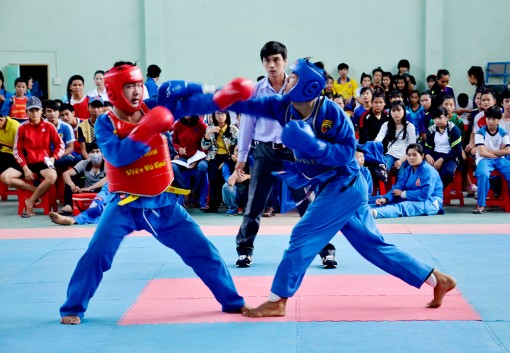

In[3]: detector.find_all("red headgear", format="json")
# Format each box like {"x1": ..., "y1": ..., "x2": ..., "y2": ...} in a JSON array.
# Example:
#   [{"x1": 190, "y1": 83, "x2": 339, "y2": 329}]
[{"x1": 104, "y1": 65, "x2": 144, "y2": 114}]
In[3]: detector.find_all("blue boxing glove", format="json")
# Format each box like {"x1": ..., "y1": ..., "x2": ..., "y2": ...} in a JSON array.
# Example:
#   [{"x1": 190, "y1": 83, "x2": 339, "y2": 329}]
[
  {"x1": 157, "y1": 80, "x2": 206, "y2": 108},
  {"x1": 282, "y1": 120, "x2": 327, "y2": 158}
]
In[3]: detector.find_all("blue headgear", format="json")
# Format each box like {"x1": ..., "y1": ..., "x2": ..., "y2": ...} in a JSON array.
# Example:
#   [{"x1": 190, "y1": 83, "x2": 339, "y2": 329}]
[{"x1": 287, "y1": 58, "x2": 327, "y2": 102}]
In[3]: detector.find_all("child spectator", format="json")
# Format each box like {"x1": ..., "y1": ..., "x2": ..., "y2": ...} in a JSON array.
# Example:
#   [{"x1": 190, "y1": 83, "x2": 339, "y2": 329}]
[
  {"x1": 0, "y1": 113, "x2": 21, "y2": 182},
  {"x1": 77, "y1": 97, "x2": 103, "y2": 160},
  {"x1": 371, "y1": 143, "x2": 443, "y2": 219},
  {"x1": 372, "y1": 67, "x2": 384, "y2": 90},
  {"x1": 431, "y1": 69, "x2": 455, "y2": 106},
  {"x1": 381, "y1": 71, "x2": 394, "y2": 103},
  {"x1": 499, "y1": 89, "x2": 510, "y2": 136},
  {"x1": 145, "y1": 64, "x2": 162, "y2": 98},
  {"x1": 393, "y1": 75, "x2": 410, "y2": 105},
  {"x1": 352, "y1": 87, "x2": 373, "y2": 134},
  {"x1": 223, "y1": 145, "x2": 250, "y2": 216},
  {"x1": 322, "y1": 76, "x2": 334, "y2": 99},
  {"x1": 66, "y1": 75, "x2": 89, "y2": 120},
  {"x1": 455, "y1": 93, "x2": 473, "y2": 126},
  {"x1": 3, "y1": 97, "x2": 64, "y2": 217},
  {"x1": 332, "y1": 63, "x2": 358, "y2": 112},
  {"x1": 396, "y1": 59, "x2": 416, "y2": 92},
  {"x1": 426, "y1": 75, "x2": 437, "y2": 90},
  {"x1": 1, "y1": 77, "x2": 28, "y2": 122},
  {"x1": 43, "y1": 100, "x2": 77, "y2": 169},
  {"x1": 375, "y1": 101, "x2": 416, "y2": 180},
  {"x1": 358, "y1": 91, "x2": 388, "y2": 144},
  {"x1": 355, "y1": 73, "x2": 373, "y2": 109},
  {"x1": 441, "y1": 95, "x2": 464, "y2": 133},
  {"x1": 472, "y1": 106, "x2": 510, "y2": 214},
  {"x1": 0, "y1": 71, "x2": 12, "y2": 114},
  {"x1": 419, "y1": 91, "x2": 434, "y2": 141},
  {"x1": 58, "y1": 142, "x2": 107, "y2": 216},
  {"x1": 424, "y1": 107, "x2": 463, "y2": 188},
  {"x1": 467, "y1": 66, "x2": 485, "y2": 106},
  {"x1": 468, "y1": 88, "x2": 498, "y2": 155},
  {"x1": 355, "y1": 147, "x2": 373, "y2": 195},
  {"x1": 332, "y1": 94, "x2": 348, "y2": 115},
  {"x1": 407, "y1": 90, "x2": 424, "y2": 138}
]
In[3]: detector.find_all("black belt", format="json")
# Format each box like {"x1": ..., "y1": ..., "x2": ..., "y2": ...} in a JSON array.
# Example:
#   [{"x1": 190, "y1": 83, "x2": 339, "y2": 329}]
[
  {"x1": 340, "y1": 175, "x2": 357, "y2": 192},
  {"x1": 255, "y1": 141, "x2": 285, "y2": 149}
]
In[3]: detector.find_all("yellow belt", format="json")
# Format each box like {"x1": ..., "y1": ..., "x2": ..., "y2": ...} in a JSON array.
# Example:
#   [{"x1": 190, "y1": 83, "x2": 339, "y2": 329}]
[{"x1": 117, "y1": 186, "x2": 190, "y2": 206}]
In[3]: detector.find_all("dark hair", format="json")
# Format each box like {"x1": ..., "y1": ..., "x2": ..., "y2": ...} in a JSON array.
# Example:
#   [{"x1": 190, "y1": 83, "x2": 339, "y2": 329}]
[
  {"x1": 314, "y1": 61, "x2": 325, "y2": 70},
  {"x1": 426, "y1": 74, "x2": 437, "y2": 82},
  {"x1": 387, "y1": 101, "x2": 408, "y2": 141},
  {"x1": 360, "y1": 87, "x2": 373, "y2": 96},
  {"x1": 59, "y1": 103, "x2": 74, "y2": 112},
  {"x1": 147, "y1": 64, "x2": 161, "y2": 78},
  {"x1": 485, "y1": 106, "x2": 502, "y2": 119},
  {"x1": 372, "y1": 91, "x2": 386, "y2": 102},
  {"x1": 479, "y1": 87, "x2": 497, "y2": 100},
  {"x1": 14, "y1": 77, "x2": 28, "y2": 86},
  {"x1": 372, "y1": 67, "x2": 383, "y2": 76},
  {"x1": 410, "y1": 89, "x2": 420, "y2": 98},
  {"x1": 86, "y1": 142, "x2": 99, "y2": 153},
  {"x1": 436, "y1": 69, "x2": 450, "y2": 80},
  {"x1": 442, "y1": 94, "x2": 455, "y2": 103},
  {"x1": 337, "y1": 63, "x2": 349, "y2": 71},
  {"x1": 94, "y1": 70, "x2": 105, "y2": 77},
  {"x1": 430, "y1": 106, "x2": 447, "y2": 120},
  {"x1": 359, "y1": 72, "x2": 372, "y2": 83},
  {"x1": 500, "y1": 88, "x2": 510, "y2": 101},
  {"x1": 260, "y1": 41, "x2": 287, "y2": 61},
  {"x1": 104, "y1": 101, "x2": 113, "y2": 108},
  {"x1": 467, "y1": 66, "x2": 485, "y2": 87},
  {"x1": 332, "y1": 94, "x2": 345, "y2": 104},
  {"x1": 398, "y1": 59, "x2": 410, "y2": 69},
  {"x1": 181, "y1": 115, "x2": 200, "y2": 126},
  {"x1": 390, "y1": 90, "x2": 403, "y2": 99},
  {"x1": 113, "y1": 61, "x2": 135, "y2": 67},
  {"x1": 0, "y1": 71, "x2": 5, "y2": 90},
  {"x1": 43, "y1": 99, "x2": 60, "y2": 111},
  {"x1": 212, "y1": 111, "x2": 232, "y2": 138},
  {"x1": 406, "y1": 143, "x2": 424, "y2": 156},
  {"x1": 256, "y1": 75, "x2": 265, "y2": 82},
  {"x1": 381, "y1": 72, "x2": 393, "y2": 89},
  {"x1": 355, "y1": 147, "x2": 364, "y2": 154},
  {"x1": 66, "y1": 75, "x2": 85, "y2": 102},
  {"x1": 457, "y1": 93, "x2": 469, "y2": 107}
]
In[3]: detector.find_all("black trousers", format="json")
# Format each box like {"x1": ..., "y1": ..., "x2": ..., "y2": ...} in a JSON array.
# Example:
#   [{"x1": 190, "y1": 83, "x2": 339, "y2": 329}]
[{"x1": 236, "y1": 143, "x2": 308, "y2": 256}]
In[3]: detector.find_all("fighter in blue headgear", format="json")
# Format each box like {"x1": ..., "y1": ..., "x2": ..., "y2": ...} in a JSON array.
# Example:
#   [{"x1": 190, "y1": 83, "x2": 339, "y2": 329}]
[
  {"x1": 223, "y1": 57, "x2": 457, "y2": 317},
  {"x1": 286, "y1": 58, "x2": 327, "y2": 102}
]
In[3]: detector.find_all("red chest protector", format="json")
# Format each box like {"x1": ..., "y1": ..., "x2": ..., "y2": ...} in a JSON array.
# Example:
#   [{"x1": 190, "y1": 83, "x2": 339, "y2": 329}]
[
  {"x1": 105, "y1": 104, "x2": 174, "y2": 196},
  {"x1": 10, "y1": 96, "x2": 28, "y2": 119}
]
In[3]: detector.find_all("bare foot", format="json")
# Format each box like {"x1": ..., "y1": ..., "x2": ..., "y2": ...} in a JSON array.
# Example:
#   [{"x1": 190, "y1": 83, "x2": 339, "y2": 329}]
[
  {"x1": 49, "y1": 212, "x2": 76, "y2": 226},
  {"x1": 243, "y1": 299, "x2": 287, "y2": 317},
  {"x1": 60, "y1": 315, "x2": 81, "y2": 325},
  {"x1": 427, "y1": 269, "x2": 457, "y2": 308},
  {"x1": 25, "y1": 198, "x2": 34, "y2": 215}
]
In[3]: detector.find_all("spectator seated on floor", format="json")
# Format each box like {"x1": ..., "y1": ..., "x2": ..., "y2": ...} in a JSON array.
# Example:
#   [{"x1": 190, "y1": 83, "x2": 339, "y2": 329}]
[
  {"x1": 58, "y1": 142, "x2": 107, "y2": 215},
  {"x1": 49, "y1": 183, "x2": 109, "y2": 225},
  {"x1": 222, "y1": 145, "x2": 251, "y2": 216},
  {"x1": 371, "y1": 143, "x2": 444, "y2": 219}
]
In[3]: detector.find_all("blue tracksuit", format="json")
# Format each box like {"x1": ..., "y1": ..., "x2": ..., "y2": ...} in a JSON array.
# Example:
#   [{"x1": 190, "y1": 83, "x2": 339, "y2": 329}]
[
  {"x1": 60, "y1": 96, "x2": 244, "y2": 319},
  {"x1": 229, "y1": 95, "x2": 433, "y2": 298},
  {"x1": 375, "y1": 160, "x2": 443, "y2": 218}
]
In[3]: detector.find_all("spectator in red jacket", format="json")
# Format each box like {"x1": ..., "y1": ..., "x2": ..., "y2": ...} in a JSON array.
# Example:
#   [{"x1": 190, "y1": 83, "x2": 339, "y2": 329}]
[{"x1": 1, "y1": 97, "x2": 64, "y2": 217}]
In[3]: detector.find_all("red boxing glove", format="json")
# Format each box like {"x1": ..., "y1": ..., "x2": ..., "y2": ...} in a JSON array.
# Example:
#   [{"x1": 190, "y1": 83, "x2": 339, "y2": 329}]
[
  {"x1": 213, "y1": 77, "x2": 254, "y2": 110},
  {"x1": 129, "y1": 106, "x2": 174, "y2": 144}
]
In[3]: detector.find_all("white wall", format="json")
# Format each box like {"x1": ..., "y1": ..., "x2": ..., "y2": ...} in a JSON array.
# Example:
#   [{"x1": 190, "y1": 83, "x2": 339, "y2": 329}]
[{"x1": 1, "y1": 0, "x2": 509, "y2": 99}]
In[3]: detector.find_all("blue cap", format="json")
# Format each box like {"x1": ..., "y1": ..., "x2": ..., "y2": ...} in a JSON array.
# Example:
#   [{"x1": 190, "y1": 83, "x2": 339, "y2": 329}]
[
  {"x1": 26, "y1": 96, "x2": 43, "y2": 110},
  {"x1": 88, "y1": 96, "x2": 104, "y2": 107}
]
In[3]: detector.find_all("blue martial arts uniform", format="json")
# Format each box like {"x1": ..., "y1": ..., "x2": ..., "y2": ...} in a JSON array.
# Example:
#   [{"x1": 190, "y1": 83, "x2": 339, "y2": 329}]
[
  {"x1": 375, "y1": 160, "x2": 444, "y2": 219},
  {"x1": 60, "y1": 95, "x2": 244, "y2": 319},
  {"x1": 229, "y1": 95, "x2": 434, "y2": 298}
]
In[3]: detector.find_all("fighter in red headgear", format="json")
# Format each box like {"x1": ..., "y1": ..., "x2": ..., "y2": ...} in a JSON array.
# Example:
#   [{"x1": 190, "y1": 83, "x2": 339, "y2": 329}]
[{"x1": 59, "y1": 61, "x2": 253, "y2": 325}]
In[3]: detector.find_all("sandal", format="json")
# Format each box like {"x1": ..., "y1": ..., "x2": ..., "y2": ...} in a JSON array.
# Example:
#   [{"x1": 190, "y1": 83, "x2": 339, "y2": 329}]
[
  {"x1": 262, "y1": 206, "x2": 275, "y2": 217},
  {"x1": 21, "y1": 212, "x2": 35, "y2": 218},
  {"x1": 472, "y1": 207, "x2": 484, "y2": 214}
]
